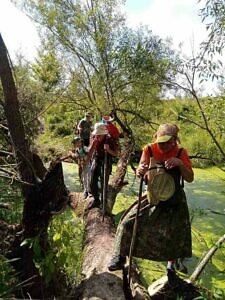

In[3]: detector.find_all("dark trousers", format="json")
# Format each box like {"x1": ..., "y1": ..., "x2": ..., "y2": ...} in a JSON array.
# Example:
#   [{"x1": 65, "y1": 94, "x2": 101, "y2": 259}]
[
  {"x1": 83, "y1": 138, "x2": 90, "y2": 147},
  {"x1": 89, "y1": 156, "x2": 112, "y2": 202},
  {"x1": 89, "y1": 157, "x2": 103, "y2": 201}
]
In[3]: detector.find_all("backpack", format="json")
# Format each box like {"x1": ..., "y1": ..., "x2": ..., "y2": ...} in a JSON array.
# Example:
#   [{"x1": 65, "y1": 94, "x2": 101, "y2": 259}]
[
  {"x1": 146, "y1": 146, "x2": 183, "y2": 206},
  {"x1": 105, "y1": 122, "x2": 120, "y2": 139}
]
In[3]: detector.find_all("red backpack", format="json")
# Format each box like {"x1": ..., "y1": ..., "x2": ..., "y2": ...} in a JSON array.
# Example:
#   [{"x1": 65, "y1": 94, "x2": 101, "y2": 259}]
[{"x1": 106, "y1": 122, "x2": 120, "y2": 139}]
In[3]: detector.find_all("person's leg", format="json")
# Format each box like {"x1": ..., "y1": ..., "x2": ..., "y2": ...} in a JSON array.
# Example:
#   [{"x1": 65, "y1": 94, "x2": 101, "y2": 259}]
[
  {"x1": 78, "y1": 164, "x2": 83, "y2": 187},
  {"x1": 83, "y1": 138, "x2": 89, "y2": 147},
  {"x1": 88, "y1": 158, "x2": 102, "y2": 208},
  {"x1": 108, "y1": 205, "x2": 139, "y2": 271},
  {"x1": 167, "y1": 260, "x2": 179, "y2": 287},
  {"x1": 107, "y1": 219, "x2": 128, "y2": 271},
  {"x1": 82, "y1": 165, "x2": 89, "y2": 199}
]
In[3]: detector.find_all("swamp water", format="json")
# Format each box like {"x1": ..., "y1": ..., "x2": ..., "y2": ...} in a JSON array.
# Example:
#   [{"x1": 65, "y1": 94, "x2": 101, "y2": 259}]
[{"x1": 63, "y1": 163, "x2": 225, "y2": 291}]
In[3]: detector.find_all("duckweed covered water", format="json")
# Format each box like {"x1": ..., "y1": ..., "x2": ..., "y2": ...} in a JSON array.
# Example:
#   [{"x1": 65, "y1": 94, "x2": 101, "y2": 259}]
[{"x1": 63, "y1": 163, "x2": 225, "y2": 291}]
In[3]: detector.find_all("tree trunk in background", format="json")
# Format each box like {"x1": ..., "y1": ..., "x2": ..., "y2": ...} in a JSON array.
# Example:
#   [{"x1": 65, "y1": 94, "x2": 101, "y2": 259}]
[
  {"x1": 0, "y1": 34, "x2": 69, "y2": 299},
  {"x1": 107, "y1": 138, "x2": 135, "y2": 213}
]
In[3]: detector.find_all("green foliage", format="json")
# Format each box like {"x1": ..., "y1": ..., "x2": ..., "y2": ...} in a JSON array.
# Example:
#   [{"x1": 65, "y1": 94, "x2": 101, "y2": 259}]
[
  {"x1": 45, "y1": 103, "x2": 75, "y2": 138},
  {"x1": 33, "y1": 46, "x2": 62, "y2": 92},
  {"x1": 48, "y1": 209, "x2": 84, "y2": 286},
  {"x1": 36, "y1": 94, "x2": 225, "y2": 167},
  {"x1": 20, "y1": 236, "x2": 56, "y2": 284},
  {"x1": 35, "y1": 102, "x2": 77, "y2": 161},
  {"x1": 18, "y1": 209, "x2": 84, "y2": 287},
  {"x1": 0, "y1": 256, "x2": 19, "y2": 298},
  {"x1": 0, "y1": 179, "x2": 22, "y2": 298},
  {"x1": 193, "y1": 286, "x2": 225, "y2": 299},
  {"x1": 0, "y1": 179, "x2": 23, "y2": 224},
  {"x1": 200, "y1": 0, "x2": 225, "y2": 55},
  {"x1": 16, "y1": 0, "x2": 178, "y2": 137},
  {"x1": 4, "y1": 55, "x2": 53, "y2": 145}
]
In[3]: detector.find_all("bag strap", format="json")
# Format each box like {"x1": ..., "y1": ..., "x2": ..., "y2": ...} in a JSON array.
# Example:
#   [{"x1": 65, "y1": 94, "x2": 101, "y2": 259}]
[
  {"x1": 147, "y1": 145, "x2": 153, "y2": 157},
  {"x1": 176, "y1": 147, "x2": 183, "y2": 158}
]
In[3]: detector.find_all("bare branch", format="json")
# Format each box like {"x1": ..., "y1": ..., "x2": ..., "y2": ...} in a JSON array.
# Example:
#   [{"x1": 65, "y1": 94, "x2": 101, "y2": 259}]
[{"x1": 190, "y1": 234, "x2": 225, "y2": 282}]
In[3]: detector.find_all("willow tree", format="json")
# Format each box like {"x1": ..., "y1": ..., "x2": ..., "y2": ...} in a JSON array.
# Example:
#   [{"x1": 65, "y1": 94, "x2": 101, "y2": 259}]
[
  {"x1": 15, "y1": 0, "x2": 177, "y2": 137},
  {"x1": 13, "y1": 0, "x2": 177, "y2": 210}
]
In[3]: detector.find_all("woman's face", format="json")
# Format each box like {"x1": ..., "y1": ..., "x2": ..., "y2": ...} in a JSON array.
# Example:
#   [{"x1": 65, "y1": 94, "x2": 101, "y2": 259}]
[
  {"x1": 157, "y1": 136, "x2": 177, "y2": 153},
  {"x1": 95, "y1": 135, "x2": 105, "y2": 142}
]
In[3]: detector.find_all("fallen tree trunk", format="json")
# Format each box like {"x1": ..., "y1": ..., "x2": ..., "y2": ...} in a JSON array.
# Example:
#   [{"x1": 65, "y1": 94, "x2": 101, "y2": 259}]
[
  {"x1": 68, "y1": 133, "x2": 153, "y2": 299},
  {"x1": 70, "y1": 205, "x2": 150, "y2": 300},
  {"x1": 73, "y1": 208, "x2": 126, "y2": 299}
]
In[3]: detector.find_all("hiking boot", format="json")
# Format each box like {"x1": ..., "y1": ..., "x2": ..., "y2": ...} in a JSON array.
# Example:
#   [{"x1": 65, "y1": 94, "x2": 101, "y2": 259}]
[
  {"x1": 108, "y1": 255, "x2": 126, "y2": 271},
  {"x1": 83, "y1": 191, "x2": 89, "y2": 199},
  {"x1": 87, "y1": 198, "x2": 101, "y2": 210},
  {"x1": 167, "y1": 267, "x2": 179, "y2": 288}
]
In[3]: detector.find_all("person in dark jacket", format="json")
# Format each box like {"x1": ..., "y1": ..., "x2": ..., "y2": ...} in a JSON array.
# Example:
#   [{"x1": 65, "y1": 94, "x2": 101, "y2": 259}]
[{"x1": 77, "y1": 112, "x2": 93, "y2": 146}]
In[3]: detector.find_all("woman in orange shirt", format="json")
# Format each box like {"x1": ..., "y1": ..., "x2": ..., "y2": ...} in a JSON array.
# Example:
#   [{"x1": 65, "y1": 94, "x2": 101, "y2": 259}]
[{"x1": 108, "y1": 123, "x2": 194, "y2": 287}]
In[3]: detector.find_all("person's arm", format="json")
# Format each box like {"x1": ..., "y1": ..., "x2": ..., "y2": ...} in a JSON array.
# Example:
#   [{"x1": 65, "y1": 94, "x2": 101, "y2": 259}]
[
  {"x1": 136, "y1": 147, "x2": 150, "y2": 177},
  {"x1": 165, "y1": 149, "x2": 194, "y2": 183},
  {"x1": 59, "y1": 150, "x2": 75, "y2": 162},
  {"x1": 179, "y1": 163, "x2": 194, "y2": 182},
  {"x1": 83, "y1": 138, "x2": 96, "y2": 164},
  {"x1": 104, "y1": 143, "x2": 119, "y2": 157},
  {"x1": 77, "y1": 119, "x2": 84, "y2": 132}
]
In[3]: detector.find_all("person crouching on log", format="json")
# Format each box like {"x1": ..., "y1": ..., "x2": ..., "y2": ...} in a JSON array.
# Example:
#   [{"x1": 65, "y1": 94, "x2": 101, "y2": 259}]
[{"x1": 107, "y1": 123, "x2": 194, "y2": 288}]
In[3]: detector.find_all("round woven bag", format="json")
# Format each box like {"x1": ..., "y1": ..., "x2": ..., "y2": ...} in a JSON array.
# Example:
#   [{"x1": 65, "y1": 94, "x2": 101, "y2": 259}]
[{"x1": 147, "y1": 163, "x2": 175, "y2": 205}]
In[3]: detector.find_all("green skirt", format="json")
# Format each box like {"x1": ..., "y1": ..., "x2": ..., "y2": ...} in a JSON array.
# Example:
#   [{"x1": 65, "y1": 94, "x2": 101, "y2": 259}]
[{"x1": 118, "y1": 190, "x2": 192, "y2": 261}]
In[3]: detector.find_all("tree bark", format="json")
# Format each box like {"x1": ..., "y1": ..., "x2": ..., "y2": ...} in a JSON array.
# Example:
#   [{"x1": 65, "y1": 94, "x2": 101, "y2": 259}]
[
  {"x1": 106, "y1": 137, "x2": 135, "y2": 213},
  {"x1": 71, "y1": 205, "x2": 150, "y2": 300},
  {"x1": 73, "y1": 209, "x2": 126, "y2": 299},
  {"x1": 0, "y1": 34, "x2": 69, "y2": 299},
  {"x1": 71, "y1": 137, "x2": 151, "y2": 299}
]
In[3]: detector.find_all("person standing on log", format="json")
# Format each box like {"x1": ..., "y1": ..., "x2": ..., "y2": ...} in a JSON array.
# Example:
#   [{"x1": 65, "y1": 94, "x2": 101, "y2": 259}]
[
  {"x1": 60, "y1": 137, "x2": 91, "y2": 199},
  {"x1": 77, "y1": 112, "x2": 93, "y2": 147},
  {"x1": 85, "y1": 123, "x2": 119, "y2": 210},
  {"x1": 108, "y1": 123, "x2": 194, "y2": 287}
]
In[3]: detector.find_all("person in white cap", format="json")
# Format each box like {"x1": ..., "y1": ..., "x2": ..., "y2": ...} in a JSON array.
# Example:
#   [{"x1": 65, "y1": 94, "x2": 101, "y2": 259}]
[
  {"x1": 85, "y1": 123, "x2": 119, "y2": 209},
  {"x1": 108, "y1": 123, "x2": 194, "y2": 288}
]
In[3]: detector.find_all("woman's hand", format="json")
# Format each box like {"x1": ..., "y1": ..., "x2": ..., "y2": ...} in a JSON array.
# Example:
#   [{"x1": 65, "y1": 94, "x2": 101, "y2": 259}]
[
  {"x1": 165, "y1": 157, "x2": 194, "y2": 182},
  {"x1": 165, "y1": 157, "x2": 183, "y2": 169},
  {"x1": 136, "y1": 164, "x2": 148, "y2": 178}
]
